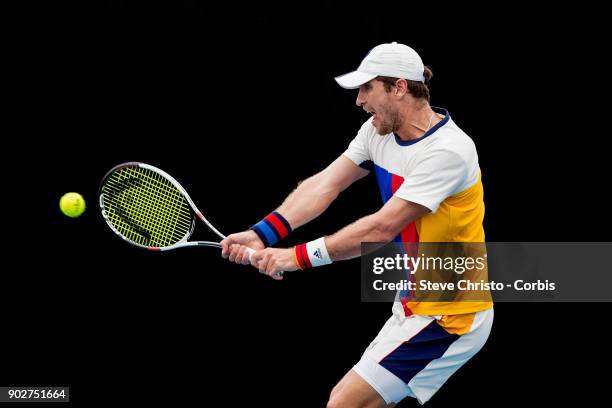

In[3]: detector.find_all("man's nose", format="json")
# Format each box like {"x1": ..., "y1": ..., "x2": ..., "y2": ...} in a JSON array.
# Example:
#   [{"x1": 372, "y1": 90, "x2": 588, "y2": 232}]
[{"x1": 356, "y1": 89, "x2": 366, "y2": 107}]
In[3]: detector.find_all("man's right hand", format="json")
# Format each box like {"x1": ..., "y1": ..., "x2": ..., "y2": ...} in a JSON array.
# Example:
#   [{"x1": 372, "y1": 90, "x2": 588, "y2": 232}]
[{"x1": 220, "y1": 230, "x2": 265, "y2": 265}]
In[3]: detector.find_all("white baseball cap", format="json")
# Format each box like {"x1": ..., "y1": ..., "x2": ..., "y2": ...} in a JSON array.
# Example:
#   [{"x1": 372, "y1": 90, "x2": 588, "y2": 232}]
[{"x1": 335, "y1": 42, "x2": 425, "y2": 89}]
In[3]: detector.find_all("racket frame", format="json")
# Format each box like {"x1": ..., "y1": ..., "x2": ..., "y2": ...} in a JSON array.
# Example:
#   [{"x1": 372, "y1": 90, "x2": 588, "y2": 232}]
[{"x1": 99, "y1": 162, "x2": 224, "y2": 251}]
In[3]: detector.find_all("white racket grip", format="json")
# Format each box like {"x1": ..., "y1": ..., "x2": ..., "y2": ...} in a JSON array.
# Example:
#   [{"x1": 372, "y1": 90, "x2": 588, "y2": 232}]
[
  {"x1": 245, "y1": 247, "x2": 256, "y2": 260},
  {"x1": 245, "y1": 247, "x2": 284, "y2": 279}
]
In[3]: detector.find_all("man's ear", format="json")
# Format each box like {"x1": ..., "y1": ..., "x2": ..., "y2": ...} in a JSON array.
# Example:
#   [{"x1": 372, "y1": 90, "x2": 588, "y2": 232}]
[{"x1": 395, "y1": 78, "x2": 409, "y2": 97}]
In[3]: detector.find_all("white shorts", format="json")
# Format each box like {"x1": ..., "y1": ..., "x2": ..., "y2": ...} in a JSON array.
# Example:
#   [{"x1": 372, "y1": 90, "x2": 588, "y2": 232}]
[{"x1": 353, "y1": 306, "x2": 494, "y2": 405}]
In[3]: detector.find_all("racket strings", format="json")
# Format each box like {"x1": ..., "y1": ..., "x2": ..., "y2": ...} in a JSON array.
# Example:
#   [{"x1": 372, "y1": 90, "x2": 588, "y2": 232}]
[
  {"x1": 102, "y1": 166, "x2": 193, "y2": 247},
  {"x1": 105, "y1": 168, "x2": 190, "y2": 246},
  {"x1": 119, "y1": 167, "x2": 190, "y2": 244}
]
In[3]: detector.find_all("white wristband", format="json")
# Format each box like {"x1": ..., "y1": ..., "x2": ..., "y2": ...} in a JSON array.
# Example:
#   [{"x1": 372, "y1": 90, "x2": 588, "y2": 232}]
[{"x1": 305, "y1": 237, "x2": 332, "y2": 267}]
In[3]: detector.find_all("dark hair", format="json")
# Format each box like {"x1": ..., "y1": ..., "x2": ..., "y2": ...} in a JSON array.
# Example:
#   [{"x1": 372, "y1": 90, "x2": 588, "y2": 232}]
[{"x1": 375, "y1": 66, "x2": 433, "y2": 101}]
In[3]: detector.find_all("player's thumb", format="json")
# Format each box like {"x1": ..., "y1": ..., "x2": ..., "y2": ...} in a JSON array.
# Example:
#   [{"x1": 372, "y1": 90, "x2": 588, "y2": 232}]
[{"x1": 220, "y1": 238, "x2": 231, "y2": 257}]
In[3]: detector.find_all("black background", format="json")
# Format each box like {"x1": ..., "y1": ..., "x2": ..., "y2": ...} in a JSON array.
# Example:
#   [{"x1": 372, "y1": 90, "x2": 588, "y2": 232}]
[{"x1": 3, "y1": 1, "x2": 610, "y2": 406}]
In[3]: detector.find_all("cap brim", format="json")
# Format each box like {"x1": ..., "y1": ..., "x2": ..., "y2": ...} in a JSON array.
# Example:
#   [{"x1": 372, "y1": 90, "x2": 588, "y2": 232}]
[{"x1": 334, "y1": 71, "x2": 377, "y2": 89}]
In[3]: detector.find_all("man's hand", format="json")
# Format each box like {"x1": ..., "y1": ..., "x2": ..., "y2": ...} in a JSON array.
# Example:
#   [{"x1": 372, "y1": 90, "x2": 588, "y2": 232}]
[
  {"x1": 251, "y1": 248, "x2": 300, "y2": 280},
  {"x1": 220, "y1": 230, "x2": 265, "y2": 264}
]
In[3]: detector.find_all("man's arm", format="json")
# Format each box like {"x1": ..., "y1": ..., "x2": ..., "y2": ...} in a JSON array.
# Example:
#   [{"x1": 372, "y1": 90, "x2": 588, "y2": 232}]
[
  {"x1": 276, "y1": 155, "x2": 369, "y2": 229},
  {"x1": 251, "y1": 196, "x2": 430, "y2": 278},
  {"x1": 325, "y1": 196, "x2": 429, "y2": 260},
  {"x1": 221, "y1": 155, "x2": 369, "y2": 263}
]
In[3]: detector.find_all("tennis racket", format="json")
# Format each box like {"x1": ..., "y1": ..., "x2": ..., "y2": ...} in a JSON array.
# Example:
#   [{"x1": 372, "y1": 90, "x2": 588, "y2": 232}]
[{"x1": 99, "y1": 162, "x2": 283, "y2": 278}]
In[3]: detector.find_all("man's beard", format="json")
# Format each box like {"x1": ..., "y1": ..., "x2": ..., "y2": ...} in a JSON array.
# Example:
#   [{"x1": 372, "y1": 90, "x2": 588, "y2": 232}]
[{"x1": 375, "y1": 103, "x2": 402, "y2": 135}]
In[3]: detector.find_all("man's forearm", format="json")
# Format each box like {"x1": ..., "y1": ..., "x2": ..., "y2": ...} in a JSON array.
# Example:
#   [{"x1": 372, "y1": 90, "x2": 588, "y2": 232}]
[
  {"x1": 249, "y1": 157, "x2": 367, "y2": 249},
  {"x1": 322, "y1": 197, "x2": 430, "y2": 262},
  {"x1": 276, "y1": 174, "x2": 340, "y2": 229},
  {"x1": 325, "y1": 214, "x2": 393, "y2": 261}
]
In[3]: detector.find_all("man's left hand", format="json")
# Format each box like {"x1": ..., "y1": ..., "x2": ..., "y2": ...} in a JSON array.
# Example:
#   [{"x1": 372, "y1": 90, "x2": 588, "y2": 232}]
[{"x1": 251, "y1": 248, "x2": 300, "y2": 280}]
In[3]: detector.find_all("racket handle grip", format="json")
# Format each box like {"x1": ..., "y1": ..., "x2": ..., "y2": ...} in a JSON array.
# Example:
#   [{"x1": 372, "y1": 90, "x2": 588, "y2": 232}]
[
  {"x1": 245, "y1": 247, "x2": 256, "y2": 259},
  {"x1": 245, "y1": 247, "x2": 284, "y2": 279}
]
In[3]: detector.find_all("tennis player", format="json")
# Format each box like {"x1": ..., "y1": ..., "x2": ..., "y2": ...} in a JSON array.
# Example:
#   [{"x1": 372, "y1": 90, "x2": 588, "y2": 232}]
[{"x1": 221, "y1": 42, "x2": 493, "y2": 407}]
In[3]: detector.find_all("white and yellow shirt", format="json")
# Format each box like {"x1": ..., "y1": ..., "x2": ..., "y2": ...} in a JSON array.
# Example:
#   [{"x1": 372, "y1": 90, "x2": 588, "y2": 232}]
[{"x1": 343, "y1": 107, "x2": 493, "y2": 316}]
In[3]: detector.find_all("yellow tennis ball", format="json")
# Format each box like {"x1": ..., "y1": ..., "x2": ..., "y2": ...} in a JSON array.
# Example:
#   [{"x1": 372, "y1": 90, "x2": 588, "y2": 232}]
[{"x1": 59, "y1": 192, "x2": 86, "y2": 218}]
